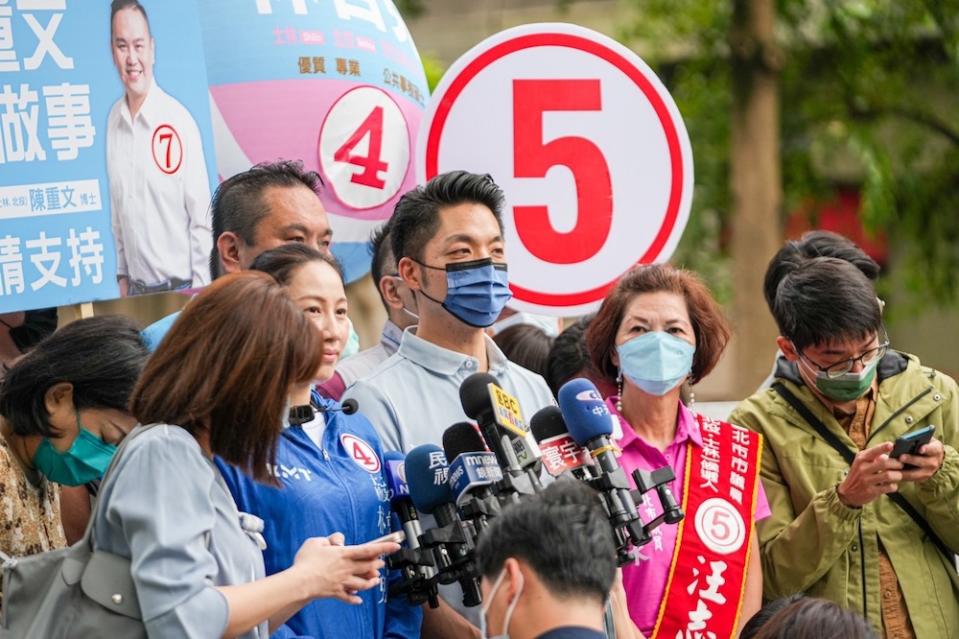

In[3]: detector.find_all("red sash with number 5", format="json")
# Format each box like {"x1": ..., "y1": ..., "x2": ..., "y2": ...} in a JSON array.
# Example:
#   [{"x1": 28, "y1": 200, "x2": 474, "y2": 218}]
[{"x1": 652, "y1": 416, "x2": 763, "y2": 639}]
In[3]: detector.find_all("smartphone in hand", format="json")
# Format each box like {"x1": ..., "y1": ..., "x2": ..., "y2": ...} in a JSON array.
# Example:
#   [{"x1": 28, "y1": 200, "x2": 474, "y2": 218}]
[{"x1": 890, "y1": 425, "x2": 935, "y2": 468}]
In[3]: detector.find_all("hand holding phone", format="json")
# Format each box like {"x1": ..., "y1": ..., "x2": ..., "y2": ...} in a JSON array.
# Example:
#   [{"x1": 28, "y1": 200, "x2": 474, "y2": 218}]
[
  {"x1": 893, "y1": 425, "x2": 945, "y2": 482},
  {"x1": 891, "y1": 425, "x2": 935, "y2": 463}
]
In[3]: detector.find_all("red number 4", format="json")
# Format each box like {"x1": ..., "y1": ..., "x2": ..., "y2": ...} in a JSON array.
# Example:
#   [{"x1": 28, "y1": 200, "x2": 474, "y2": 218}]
[
  {"x1": 512, "y1": 79, "x2": 613, "y2": 264},
  {"x1": 334, "y1": 106, "x2": 389, "y2": 189}
]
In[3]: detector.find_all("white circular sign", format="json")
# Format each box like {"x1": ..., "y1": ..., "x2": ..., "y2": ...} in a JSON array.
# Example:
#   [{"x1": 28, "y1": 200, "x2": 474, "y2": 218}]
[
  {"x1": 694, "y1": 497, "x2": 746, "y2": 555},
  {"x1": 416, "y1": 23, "x2": 694, "y2": 316},
  {"x1": 319, "y1": 86, "x2": 411, "y2": 210},
  {"x1": 340, "y1": 434, "x2": 382, "y2": 473}
]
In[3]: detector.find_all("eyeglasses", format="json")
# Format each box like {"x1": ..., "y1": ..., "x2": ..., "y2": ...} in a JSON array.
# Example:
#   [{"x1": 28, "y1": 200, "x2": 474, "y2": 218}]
[{"x1": 801, "y1": 341, "x2": 889, "y2": 378}]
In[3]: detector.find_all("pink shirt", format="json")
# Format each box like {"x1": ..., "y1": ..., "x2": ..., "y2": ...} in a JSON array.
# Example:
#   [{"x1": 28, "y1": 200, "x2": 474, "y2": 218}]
[{"x1": 608, "y1": 397, "x2": 771, "y2": 637}]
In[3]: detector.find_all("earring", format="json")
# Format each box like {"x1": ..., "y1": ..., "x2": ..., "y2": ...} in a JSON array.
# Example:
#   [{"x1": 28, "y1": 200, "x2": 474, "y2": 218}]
[
  {"x1": 687, "y1": 382, "x2": 696, "y2": 408},
  {"x1": 616, "y1": 371, "x2": 624, "y2": 413}
]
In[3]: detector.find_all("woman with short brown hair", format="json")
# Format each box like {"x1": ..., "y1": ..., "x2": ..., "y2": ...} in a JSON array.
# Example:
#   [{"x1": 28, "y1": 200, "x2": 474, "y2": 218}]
[
  {"x1": 586, "y1": 263, "x2": 769, "y2": 639},
  {"x1": 91, "y1": 272, "x2": 399, "y2": 638}
]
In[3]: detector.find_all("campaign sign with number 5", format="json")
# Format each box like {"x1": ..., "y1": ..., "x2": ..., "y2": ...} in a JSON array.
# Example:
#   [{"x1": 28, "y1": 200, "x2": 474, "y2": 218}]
[{"x1": 417, "y1": 23, "x2": 693, "y2": 315}]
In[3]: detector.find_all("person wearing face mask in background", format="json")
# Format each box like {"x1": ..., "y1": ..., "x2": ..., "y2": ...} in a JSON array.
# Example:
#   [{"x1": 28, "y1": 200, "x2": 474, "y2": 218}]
[
  {"x1": 317, "y1": 221, "x2": 418, "y2": 400},
  {"x1": 585, "y1": 264, "x2": 769, "y2": 639},
  {"x1": 0, "y1": 315, "x2": 148, "y2": 559},
  {"x1": 474, "y1": 480, "x2": 626, "y2": 639},
  {"x1": 344, "y1": 171, "x2": 555, "y2": 638},
  {"x1": 730, "y1": 257, "x2": 959, "y2": 639},
  {"x1": 216, "y1": 244, "x2": 422, "y2": 639}
]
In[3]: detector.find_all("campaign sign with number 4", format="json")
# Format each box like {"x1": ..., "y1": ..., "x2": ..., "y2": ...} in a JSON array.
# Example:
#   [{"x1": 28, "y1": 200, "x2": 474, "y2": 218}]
[
  {"x1": 417, "y1": 23, "x2": 694, "y2": 315},
  {"x1": 199, "y1": 0, "x2": 428, "y2": 283}
]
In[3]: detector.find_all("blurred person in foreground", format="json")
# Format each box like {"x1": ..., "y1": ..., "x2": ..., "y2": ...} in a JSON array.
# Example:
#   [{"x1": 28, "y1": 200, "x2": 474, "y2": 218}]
[
  {"x1": 751, "y1": 597, "x2": 877, "y2": 639},
  {"x1": 475, "y1": 480, "x2": 642, "y2": 639}
]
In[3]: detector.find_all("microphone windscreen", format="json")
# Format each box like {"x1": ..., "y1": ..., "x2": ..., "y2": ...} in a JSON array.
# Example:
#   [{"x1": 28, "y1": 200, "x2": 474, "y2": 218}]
[
  {"x1": 442, "y1": 422, "x2": 488, "y2": 462},
  {"x1": 529, "y1": 406, "x2": 569, "y2": 443},
  {"x1": 558, "y1": 378, "x2": 613, "y2": 445},
  {"x1": 459, "y1": 372, "x2": 499, "y2": 421},
  {"x1": 340, "y1": 398, "x2": 359, "y2": 415},
  {"x1": 405, "y1": 444, "x2": 452, "y2": 514},
  {"x1": 382, "y1": 451, "x2": 408, "y2": 503}
]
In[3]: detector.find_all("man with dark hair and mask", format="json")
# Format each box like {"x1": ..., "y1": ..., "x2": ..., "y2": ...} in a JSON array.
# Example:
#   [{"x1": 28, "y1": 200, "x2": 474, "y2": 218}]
[
  {"x1": 344, "y1": 171, "x2": 553, "y2": 452},
  {"x1": 731, "y1": 257, "x2": 959, "y2": 638},
  {"x1": 474, "y1": 481, "x2": 619, "y2": 639},
  {"x1": 343, "y1": 171, "x2": 554, "y2": 638}
]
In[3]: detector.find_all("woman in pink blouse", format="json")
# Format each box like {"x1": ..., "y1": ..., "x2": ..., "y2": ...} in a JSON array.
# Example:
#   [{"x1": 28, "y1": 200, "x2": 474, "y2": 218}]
[{"x1": 586, "y1": 264, "x2": 770, "y2": 639}]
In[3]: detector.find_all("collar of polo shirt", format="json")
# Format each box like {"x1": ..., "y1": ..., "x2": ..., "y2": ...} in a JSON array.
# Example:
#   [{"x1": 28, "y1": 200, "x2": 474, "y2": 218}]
[{"x1": 397, "y1": 326, "x2": 510, "y2": 379}]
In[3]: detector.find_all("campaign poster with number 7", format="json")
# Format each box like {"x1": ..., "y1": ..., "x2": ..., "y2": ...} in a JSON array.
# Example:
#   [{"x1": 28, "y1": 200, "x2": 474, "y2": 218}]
[
  {"x1": 417, "y1": 23, "x2": 694, "y2": 317},
  {"x1": 0, "y1": 0, "x2": 218, "y2": 311}
]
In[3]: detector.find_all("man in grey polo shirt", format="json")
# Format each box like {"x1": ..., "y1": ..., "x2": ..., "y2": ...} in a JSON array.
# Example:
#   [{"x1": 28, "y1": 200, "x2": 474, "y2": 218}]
[
  {"x1": 343, "y1": 171, "x2": 554, "y2": 639},
  {"x1": 344, "y1": 171, "x2": 553, "y2": 453}
]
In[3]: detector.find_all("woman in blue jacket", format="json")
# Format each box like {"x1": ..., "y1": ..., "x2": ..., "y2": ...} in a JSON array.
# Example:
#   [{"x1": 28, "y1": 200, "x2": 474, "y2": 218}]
[{"x1": 216, "y1": 243, "x2": 422, "y2": 639}]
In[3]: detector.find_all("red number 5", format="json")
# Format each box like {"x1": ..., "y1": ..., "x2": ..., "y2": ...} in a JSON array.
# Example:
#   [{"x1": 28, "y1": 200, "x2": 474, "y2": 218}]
[{"x1": 512, "y1": 79, "x2": 613, "y2": 264}]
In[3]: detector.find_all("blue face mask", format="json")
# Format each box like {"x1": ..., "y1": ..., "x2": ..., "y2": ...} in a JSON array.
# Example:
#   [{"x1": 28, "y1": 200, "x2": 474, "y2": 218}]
[
  {"x1": 415, "y1": 258, "x2": 512, "y2": 328},
  {"x1": 617, "y1": 331, "x2": 695, "y2": 396}
]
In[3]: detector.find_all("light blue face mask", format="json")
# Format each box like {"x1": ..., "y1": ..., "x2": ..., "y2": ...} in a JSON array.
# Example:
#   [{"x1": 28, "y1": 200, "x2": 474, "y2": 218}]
[
  {"x1": 415, "y1": 258, "x2": 512, "y2": 328},
  {"x1": 617, "y1": 331, "x2": 695, "y2": 396},
  {"x1": 342, "y1": 320, "x2": 361, "y2": 360}
]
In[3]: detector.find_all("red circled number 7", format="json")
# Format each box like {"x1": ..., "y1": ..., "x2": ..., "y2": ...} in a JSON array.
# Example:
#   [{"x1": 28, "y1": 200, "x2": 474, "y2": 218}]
[
  {"x1": 158, "y1": 132, "x2": 174, "y2": 169},
  {"x1": 334, "y1": 106, "x2": 389, "y2": 189},
  {"x1": 512, "y1": 79, "x2": 613, "y2": 264}
]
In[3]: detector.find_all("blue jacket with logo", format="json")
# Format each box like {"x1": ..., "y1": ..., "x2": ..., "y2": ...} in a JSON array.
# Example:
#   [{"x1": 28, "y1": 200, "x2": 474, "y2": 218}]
[{"x1": 215, "y1": 393, "x2": 422, "y2": 639}]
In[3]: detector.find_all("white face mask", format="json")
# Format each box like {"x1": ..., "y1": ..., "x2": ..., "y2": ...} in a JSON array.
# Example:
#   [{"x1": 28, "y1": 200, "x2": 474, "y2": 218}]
[{"x1": 480, "y1": 568, "x2": 523, "y2": 639}]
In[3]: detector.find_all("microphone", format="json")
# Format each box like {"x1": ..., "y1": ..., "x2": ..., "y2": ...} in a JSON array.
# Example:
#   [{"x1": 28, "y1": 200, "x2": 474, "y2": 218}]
[
  {"x1": 382, "y1": 451, "x2": 424, "y2": 553},
  {"x1": 443, "y1": 422, "x2": 503, "y2": 527},
  {"x1": 383, "y1": 450, "x2": 437, "y2": 606},
  {"x1": 288, "y1": 398, "x2": 359, "y2": 425},
  {"x1": 320, "y1": 398, "x2": 359, "y2": 415},
  {"x1": 558, "y1": 378, "x2": 646, "y2": 559},
  {"x1": 529, "y1": 406, "x2": 595, "y2": 480},
  {"x1": 405, "y1": 444, "x2": 481, "y2": 607},
  {"x1": 459, "y1": 373, "x2": 543, "y2": 493}
]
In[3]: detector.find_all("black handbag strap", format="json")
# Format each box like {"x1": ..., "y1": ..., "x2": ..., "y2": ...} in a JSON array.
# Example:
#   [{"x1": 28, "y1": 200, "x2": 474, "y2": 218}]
[{"x1": 772, "y1": 382, "x2": 956, "y2": 566}]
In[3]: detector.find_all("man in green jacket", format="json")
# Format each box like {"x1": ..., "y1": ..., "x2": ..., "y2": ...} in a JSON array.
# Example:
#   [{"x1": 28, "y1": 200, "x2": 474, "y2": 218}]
[{"x1": 730, "y1": 256, "x2": 959, "y2": 639}]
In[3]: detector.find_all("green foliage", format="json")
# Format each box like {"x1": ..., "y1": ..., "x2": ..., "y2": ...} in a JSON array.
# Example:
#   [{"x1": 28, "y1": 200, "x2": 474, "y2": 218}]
[{"x1": 622, "y1": 0, "x2": 959, "y2": 307}]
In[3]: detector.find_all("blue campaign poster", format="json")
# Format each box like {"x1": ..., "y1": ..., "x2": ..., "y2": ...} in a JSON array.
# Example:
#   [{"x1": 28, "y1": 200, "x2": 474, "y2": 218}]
[{"x1": 0, "y1": 0, "x2": 217, "y2": 311}]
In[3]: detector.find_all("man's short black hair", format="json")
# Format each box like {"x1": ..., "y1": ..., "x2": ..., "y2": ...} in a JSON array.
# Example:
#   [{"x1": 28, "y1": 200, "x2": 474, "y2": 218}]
[
  {"x1": 390, "y1": 171, "x2": 505, "y2": 263},
  {"x1": 369, "y1": 221, "x2": 394, "y2": 309},
  {"x1": 210, "y1": 160, "x2": 324, "y2": 279},
  {"x1": 773, "y1": 257, "x2": 882, "y2": 351},
  {"x1": 764, "y1": 231, "x2": 880, "y2": 312},
  {"x1": 0, "y1": 316, "x2": 149, "y2": 438},
  {"x1": 475, "y1": 480, "x2": 616, "y2": 604},
  {"x1": 110, "y1": 0, "x2": 150, "y2": 36}
]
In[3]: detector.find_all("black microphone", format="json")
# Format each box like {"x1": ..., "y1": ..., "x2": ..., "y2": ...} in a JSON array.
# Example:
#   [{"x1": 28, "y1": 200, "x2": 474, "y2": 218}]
[
  {"x1": 406, "y1": 444, "x2": 482, "y2": 607},
  {"x1": 288, "y1": 398, "x2": 359, "y2": 425},
  {"x1": 383, "y1": 450, "x2": 438, "y2": 607},
  {"x1": 558, "y1": 378, "x2": 647, "y2": 563},
  {"x1": 443, "y1": 422, "x2": 504, "y2": 528},
  {"x1": 459, "y1": 372, "x2": 543, "y2": 494}
]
